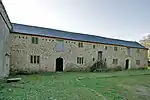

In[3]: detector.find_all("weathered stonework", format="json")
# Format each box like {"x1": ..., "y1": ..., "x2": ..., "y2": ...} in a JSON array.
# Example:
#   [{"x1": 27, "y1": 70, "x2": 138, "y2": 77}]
[
  {"x1": 0, "y1": 1, "x2": 12, "y2": 78},
  {"x1": 10, "y1": 33, "x2": 148, "y2": 73},
  {"x1": 0, "y1": 1, "x2": 148, "y2": 76}
]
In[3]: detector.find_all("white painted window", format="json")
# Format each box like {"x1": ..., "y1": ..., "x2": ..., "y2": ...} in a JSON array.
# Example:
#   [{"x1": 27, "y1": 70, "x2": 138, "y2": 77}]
[{"x1": 55, "y1": 40, "x2": 64, "y2": 52}]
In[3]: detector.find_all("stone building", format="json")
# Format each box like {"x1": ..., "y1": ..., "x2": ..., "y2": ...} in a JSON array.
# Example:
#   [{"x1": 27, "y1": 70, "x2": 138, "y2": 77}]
[
  {"x1": 0, "y1": 1, "x2": 148, "y2": 77},
  {"x1": 9, "y1": 23, "x2": 148, "y2": 73},
  {"x1": 0, "y1": 1, "x2": 12, "y2": 78}
]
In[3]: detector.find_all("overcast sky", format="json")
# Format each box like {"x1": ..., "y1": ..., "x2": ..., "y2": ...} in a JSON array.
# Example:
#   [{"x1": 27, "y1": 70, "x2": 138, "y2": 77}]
[{"x1": 2, "y1": 0, "x2": 150, "y2": 41}]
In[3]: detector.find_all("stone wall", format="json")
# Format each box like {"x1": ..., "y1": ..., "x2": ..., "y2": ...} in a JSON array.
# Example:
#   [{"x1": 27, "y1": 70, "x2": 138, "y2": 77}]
[
  {"x1": 0, "y1": 1, "x2": 12, "y2": 78},
  {"x1": 10, "y1": 33, "x2": 148, "y2": 73}
]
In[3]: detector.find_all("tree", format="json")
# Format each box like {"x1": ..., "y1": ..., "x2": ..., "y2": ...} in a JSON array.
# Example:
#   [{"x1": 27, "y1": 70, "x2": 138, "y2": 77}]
[{"x1": 139, "y1": 35, "x2": 150, "y2": 60}]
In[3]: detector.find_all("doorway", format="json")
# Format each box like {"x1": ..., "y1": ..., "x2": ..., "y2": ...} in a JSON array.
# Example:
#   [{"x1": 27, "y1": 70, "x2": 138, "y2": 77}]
[
  {"x1": 125, "y1": 59, "x2": 129, "y2": 70},
  {"x1": 56, "y1": 57, "x2": 63, "y2": 71},
  {"x1": 98, "y1": 51, "x2": 102, "y2": 61}
]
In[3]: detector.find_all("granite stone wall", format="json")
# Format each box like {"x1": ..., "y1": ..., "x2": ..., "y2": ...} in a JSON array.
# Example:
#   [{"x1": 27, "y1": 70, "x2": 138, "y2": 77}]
[
  {"x1": 0, "y1": 1, "x2": 12, "y2": 78},
  {"x1": 10, "y1": 33, "x2": 148, "y2": 73}
]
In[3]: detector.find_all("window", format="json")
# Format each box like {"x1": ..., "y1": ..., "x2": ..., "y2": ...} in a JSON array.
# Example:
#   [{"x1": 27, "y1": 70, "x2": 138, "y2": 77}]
[
  {"x1": 30, "y1": 55, "x2": 33, "y2": 63},
  {"x1": 30, "y1": 55, "x2": 40, "y2": 64},
  {"x1": 113, "y1": 59, "x2": 118, "y2": 65},
  {"x1": 105, "y1": 46, "x2": 107, "y2": 50},
  {"x1": 93, "y1": 58, "x2": 95, "y2": 61},
  {"x1": 78, "y1": 42, "x2": 83, "y2": 48},
  {"x1": 32, "y1": 37, "x2": 38, "y2": 44},
  {"x1": 55, "y1": 40, "x2": 64, "y2": 52},
  {"x1": 93, "y1": 45, "x2": 95, "y2": 49},
  {"x1": 114, "y1": 47, "x2": 118, "y2": 51},
  {"x1": 77, "y1": 57, "x2": 84, "y2": 64},
  {"x1": 136, "y1": 60, "x2": 140, "y2": 65}
]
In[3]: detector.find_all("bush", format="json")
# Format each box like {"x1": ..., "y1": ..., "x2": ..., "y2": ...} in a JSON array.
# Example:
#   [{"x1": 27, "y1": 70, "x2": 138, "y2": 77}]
[{"x1": 138, "y1": 66, "x2": 148, "y2": 70}]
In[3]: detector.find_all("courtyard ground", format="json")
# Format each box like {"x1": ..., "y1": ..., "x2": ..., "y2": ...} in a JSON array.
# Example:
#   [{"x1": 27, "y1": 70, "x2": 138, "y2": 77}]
[{"x1": 1, "y1": 70, "x2": 150, "y2": 100}]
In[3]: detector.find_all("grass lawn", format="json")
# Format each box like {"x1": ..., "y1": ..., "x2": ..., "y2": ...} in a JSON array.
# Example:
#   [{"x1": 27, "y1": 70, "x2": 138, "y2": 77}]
[{"x1": 1, "y1": 70, "x2": 150, "y2": 100}]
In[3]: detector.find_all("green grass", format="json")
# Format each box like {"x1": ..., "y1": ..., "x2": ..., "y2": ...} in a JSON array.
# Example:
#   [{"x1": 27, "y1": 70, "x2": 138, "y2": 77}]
[{"x1": 1, "y1": 70, "x2": 150, "y2": 100}]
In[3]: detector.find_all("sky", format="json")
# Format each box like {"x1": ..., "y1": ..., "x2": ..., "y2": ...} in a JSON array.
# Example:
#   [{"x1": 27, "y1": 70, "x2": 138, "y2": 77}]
[{"x1": 2, "y1": 0, "x2": 150, "y2": 41}]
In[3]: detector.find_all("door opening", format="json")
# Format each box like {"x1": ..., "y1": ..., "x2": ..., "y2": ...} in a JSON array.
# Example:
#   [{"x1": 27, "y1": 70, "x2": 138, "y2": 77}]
[
  {"x1": 125, "y1": 59, "x2": 129, "y2": 70},
  {"x1": 56, "y1": 57, "x2": 63, "y2": 71},
  {"x1": 98, "y1": 51, "x2": 102, "y2": 61}
]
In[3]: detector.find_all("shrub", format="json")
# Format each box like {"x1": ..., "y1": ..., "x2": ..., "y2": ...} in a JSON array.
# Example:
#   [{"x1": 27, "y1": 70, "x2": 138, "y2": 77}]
[{"x1": 138, "y1": 66, "x2": 148, "y2": 70}]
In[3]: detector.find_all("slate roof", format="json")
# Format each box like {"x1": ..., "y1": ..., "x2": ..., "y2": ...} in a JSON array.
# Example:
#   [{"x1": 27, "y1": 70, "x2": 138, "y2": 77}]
[{"x1": 11, "y1": 23, "x2": 146, "y2": 49}]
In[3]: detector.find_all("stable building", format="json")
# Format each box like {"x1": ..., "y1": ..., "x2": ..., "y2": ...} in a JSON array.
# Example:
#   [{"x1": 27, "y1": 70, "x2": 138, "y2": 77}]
[
  {"x1": 9, "y1": 23, "x2": 148, "y2": 72},
  {"x1": 0, "y1": 1, "x2": 148, "y2": 77}
]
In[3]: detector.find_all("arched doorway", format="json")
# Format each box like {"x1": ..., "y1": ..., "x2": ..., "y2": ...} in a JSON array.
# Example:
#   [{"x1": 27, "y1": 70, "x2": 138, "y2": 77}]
[
  {"x1": 56, "y1": 57, "x2": 63, "y2": 71},
  {"x1": 125, "y1": 59, "x2": 129, "y2": 70}
]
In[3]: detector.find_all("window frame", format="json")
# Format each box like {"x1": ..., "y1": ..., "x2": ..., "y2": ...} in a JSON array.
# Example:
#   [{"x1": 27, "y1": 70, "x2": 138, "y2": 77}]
[
  {"x1": 77, "y1": 57, "x2": 84, "y2": 64},
  {"x1": 105, "y1": 46, "x2": 107, "y2": 50},
  {"x1": 55, "y1": 39, "x2": 64, "y2": 52},
  {"x1": 114, "y1": 46, "x2": 118, "y2": 51},
  {"x1": 30, "y1": 55, "x2": 40, "y2": 64},
  {"x1": 32, "y1": 37, "x2": 38, "y2": 44},
  {"x1": 93, "y1": 58, "x2": 95, "y2": 61},
  {"x1": 93, "y1": 45, "x2": 95, "y2": 49},
  {"x1": 136, "y1": 60, "x2": 140, "y2": 65},
  {"x1": 113, "y1": 59, "x2": 118, "y2": 65},
  {"x1": 78, "y1": 42, "x2": 83, "y2": 48}
]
